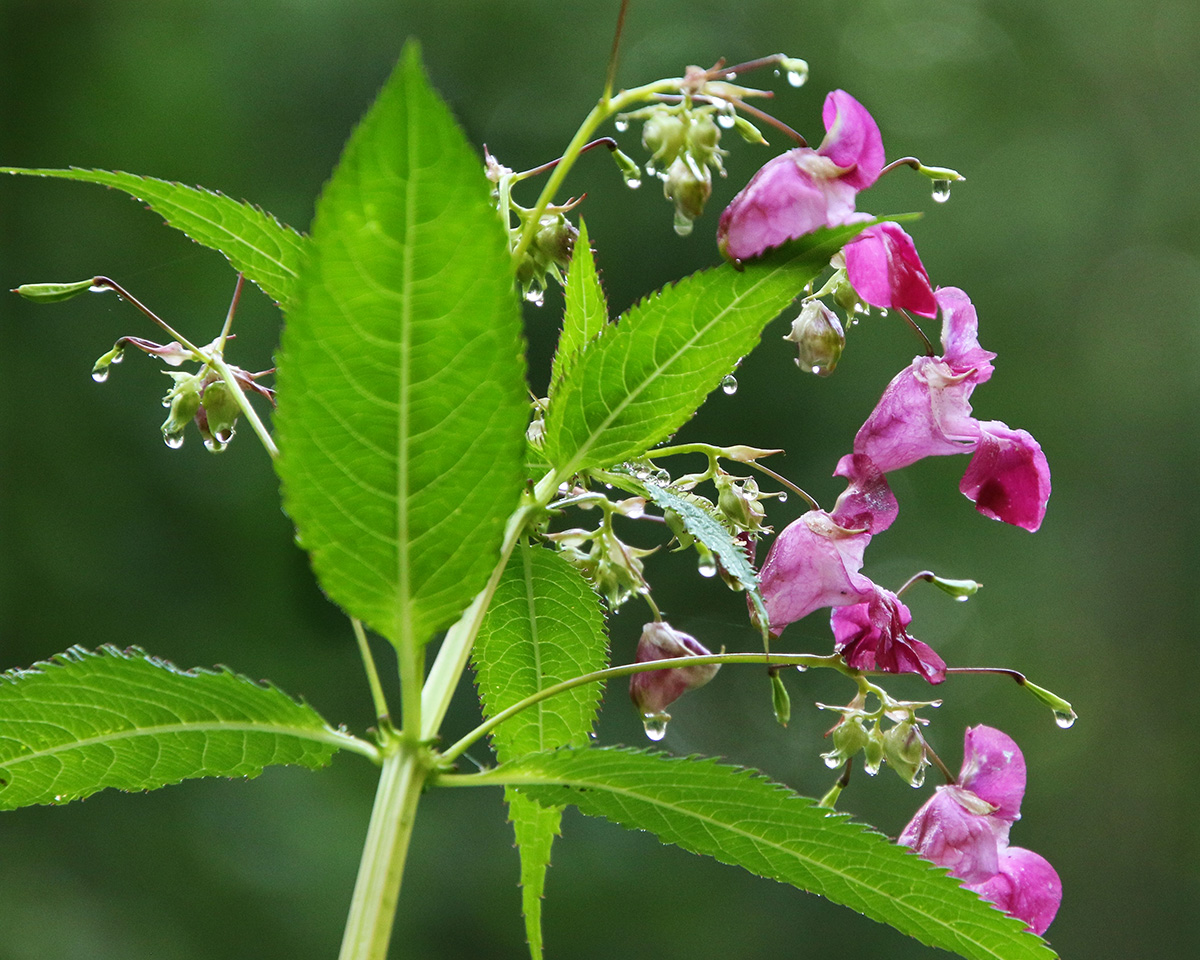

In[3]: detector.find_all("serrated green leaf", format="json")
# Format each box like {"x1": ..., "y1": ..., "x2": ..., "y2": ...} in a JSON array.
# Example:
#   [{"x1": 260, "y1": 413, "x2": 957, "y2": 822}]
[
  {"x1": 609, "y1": 468, "x2": 768, "y2": 628},
  {"x1": 474, "y1": 542, "x2": 609, "y2": 960},
  {"x1": 549, "y1": 219, "x2": 608, "y2": 400},
  {"x1": 0, "y1": 646, "x2": 372, "y2": 810},
  {"x1": 469, "y1": 747, "x2": 1059, "y2": 960},
  {"x1": 507, "y1": 788, "x2": 561, "y2": 960},
  {"x1": 544, "y1": 223, "x2": 869, "y2": 478},
  {"x1": 1, "y1": 166, "x2": 308, "y2": 306},
  {"x1": 474, "y1": 542, "x2": 609, "y2": 760},
  {"x1": 274, "y1": 43, "x2": 528, "y2": 648}
]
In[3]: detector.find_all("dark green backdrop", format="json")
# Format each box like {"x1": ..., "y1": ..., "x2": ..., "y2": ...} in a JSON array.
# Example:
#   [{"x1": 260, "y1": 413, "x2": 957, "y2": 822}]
[{"x1": 2, "y1": 1, "x2": 1197, "y2": 957}]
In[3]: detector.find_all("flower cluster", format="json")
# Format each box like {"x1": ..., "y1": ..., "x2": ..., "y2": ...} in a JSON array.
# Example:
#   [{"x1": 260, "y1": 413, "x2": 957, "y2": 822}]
[
  {"x1": 722, "y1": 91, "x2": 1049, "y2": 683},
  {"x1": 900, "y1": 726, "x2": 1061, "y2": 935}
]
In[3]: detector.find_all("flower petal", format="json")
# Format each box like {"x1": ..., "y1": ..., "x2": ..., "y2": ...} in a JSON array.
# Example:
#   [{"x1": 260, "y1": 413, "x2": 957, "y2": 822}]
[
  {"x1": 899, "y1": 785, "x2": 1001, "y2": 884},
  {"x1": 958, "y1": 725, "x2": 1026, "y2": 822},
  {"x1": 818, "y1": 90, "x2": 885, "y2": 191},
  {"x1": 843, "y1": 223, "x2": 938, "y2": 317},
  {"x1": 968, "y1": 846, "x2": 1062, "y2": 936},
  {"x1": 959, "y1": 421, "x2": 1051, "y2": 532},
  {"x1": 830, "y1": 587, "x2": 946, "y2": 683}
]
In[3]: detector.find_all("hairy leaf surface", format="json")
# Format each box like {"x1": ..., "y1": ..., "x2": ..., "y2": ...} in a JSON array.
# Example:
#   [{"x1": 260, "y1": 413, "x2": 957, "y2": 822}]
[
  {"x1": 0, "y1": 646, "x2": 369, "y2": 810},
  {"x1": 544, "y1": 224, "x2": 869, "y2": 478},
  {"x1": 1, "y1": 166, "x2": 308, "y2": 306},
  {"x1": 470, "y1": 747, "x2": 1059, "y2": 960},
  {"x1": 274, "y1": 44, "x2": 528, "y2": 648}
]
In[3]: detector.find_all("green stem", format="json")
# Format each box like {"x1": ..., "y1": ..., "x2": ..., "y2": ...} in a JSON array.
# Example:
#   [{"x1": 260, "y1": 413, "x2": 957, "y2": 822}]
[
  {"x1": 439, "y1": 652, "x2": 849, "y2": 765},
  {"x1": 207, "y1": 353, "x2": 278, "y2": 457},
  {"x1": 510, "y1": 78, "x2": 682, "y2": 264},
  {"x1": 353, "y1": 618, "x2": 393, "y2": 725},
  {"x1": 337, "y1": 741, "x2": 429, "y2": 960}
]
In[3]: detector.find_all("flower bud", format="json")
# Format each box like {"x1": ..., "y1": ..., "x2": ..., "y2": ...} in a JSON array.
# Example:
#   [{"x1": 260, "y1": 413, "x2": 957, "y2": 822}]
[
  {"x1": 198, "y1": 378, "x2": 241, "y2": 450},
  {"x1": 12, "y1": 278, "x2": 96, "y2": 303},
  {"x1": 160, "y1": 372, "x2": 203, "y2": 448},
  {"x1": 642, "y1": 112, "x2": 687, "y2": 167},
  {"x1": 882, "y1": 720, "x2": 928, "y2": 787},
  {"x1": 664, "y1": 156, "x2": 713, "y2": 236},
  {"x1": 629, "y1": 621, "x2": 719, "y2": 720},
  {"x1": 821, "y1": 715, "x2": 870, "y2": 768},
  {"x1": 863, "y1": 726, "x2": 885, "y2": 776},
  {"x1": 784, "y1": 301, "x2": 845, "y2": 376}
]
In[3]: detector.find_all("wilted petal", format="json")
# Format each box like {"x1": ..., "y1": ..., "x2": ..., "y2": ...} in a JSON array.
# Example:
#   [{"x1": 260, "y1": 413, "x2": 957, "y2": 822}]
[
  {"x1": 960, "y1": 421, "x2": 1051, "y2": 532},
  {"x1": 817, "y1": 90, "x2": 885, "y2": 191},
  {"x1": 830, "y1": 587, "x2": 946, "y2": 683},
  {"x1": 629, "y1": 621, "x2": 719, "y2": 716},
  {"x1": 843, "y1": 223, "x2": 937, "y2": 318},
  {"x1": 968, "y1": 846, "x2": 1062, "y2": 936},
  {"x1": 899, "y1": 785, "x2": 1001, "y2": 884}
]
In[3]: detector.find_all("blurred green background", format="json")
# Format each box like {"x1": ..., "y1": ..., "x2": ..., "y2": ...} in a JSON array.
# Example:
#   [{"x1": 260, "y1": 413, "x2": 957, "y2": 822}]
[{"x1": 1, "y1": 0, "x2": 1197, "y2": 957}]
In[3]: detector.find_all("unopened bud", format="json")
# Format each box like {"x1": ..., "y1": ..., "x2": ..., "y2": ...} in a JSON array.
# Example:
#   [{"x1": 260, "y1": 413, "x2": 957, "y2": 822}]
[
  {"x1": 629, "y1": 621, "x2": 719, "y2": 718},
  {"x1": 160, "y1": 373, "x2": 202, "y2": 444},
  {"x1": 642, "y1": 112, "x2": 687, "y2": 166},
  {"x1": 200, "y1": 379, "x2": 241, "y2": 444},
  {"x1": 784, "y1": 301, "x2": 845, "y2": 375},
  {"x1": 821, "y1": 716, "x2": 870, "y2": 767},
  {"x1": 12, "y1": 278, "x2": 96, "y2": 303},
  {"x1": 882, "y1": 720, "x2": 927, "y2": 787},
  {"x1": 664, "y1": 156, "x2": 712, "y2": 234}
]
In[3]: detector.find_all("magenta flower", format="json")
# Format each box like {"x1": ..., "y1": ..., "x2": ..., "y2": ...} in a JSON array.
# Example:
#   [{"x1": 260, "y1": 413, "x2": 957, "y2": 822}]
[
  {"x1": 853, "y1": 286, "x2": 1051, "y2": 531},
  {"x1": 830, "y1": 586, "x2": 946, "y2": 683},
  {"x1": 758, "y1": 454, "x2": 896, "y2": 634},
  {"x1": 842, "y1": 222, "x2": 938, "y2": 318},
  {"x1": 717, "y1": 90, "x2": 884, "y2": 262},
  {"x1": 899, "y1": 725, "x2": 1061, "y2": 935},
  {"x1": 629, "y1": 621, "x2": 719, "y2": 718}
]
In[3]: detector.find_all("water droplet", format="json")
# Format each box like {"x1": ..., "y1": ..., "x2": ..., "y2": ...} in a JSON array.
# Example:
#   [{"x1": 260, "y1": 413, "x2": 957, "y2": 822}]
[
  {"x1": 853, "y1": 302, "x2": 869, "y2": 315},
  {"x1": 931, "y1": 179, "x2": 952, "y2": 203},
  {"x1": 204, "y1": 436, "x2": 229, "y2": 454},
  {"x1": 54, "y1": 794, "x2": 66, "y2": 803},
  {"x1": 524, "y1": 287, "x2": 545, "y2": 307},
  {"x1": 955, "y1": 594, "x2": 970, "y2": 603},
  {"x1": 878, "y1": 308, "x2": 889, "y2": 318},
  {"x1": 809, "y1": 364, "x2": 822, "y2": 376},
  {"x1": 777, "y1": 491, "x2": 788, "y2": 503},
  {"x1": 717, "y1": 111, "x2": 736, "y2": 129},
  {"x1": 909, "y1": 766, "x2": 927, "y2": 788},
  {"x1": 725, "y1": 71, "x2": 738, "y2": 80},
  {"x1": 624, "y1": 176, "x2": 642, "y2": 190},
  {"x1": 773, "y1": 68, "x2": 781, "y2": 77},
  {"x1": 1054, "y1": 708, "x2": 1076, "y2": 729},
  {"x1": 614, "y1": 118, "x2": 629, "y2": 132},
  {"x1": 823, "y1": 753, "x2": 843, "y2": 769},
  {"x1": 642, "y1": 712, "x2": 669, "y2": 741},
  {"x1": 163, "y1": 431, "x2": 185, "y2": 449},
  {"x1": 645, "y1": 160, "x2": 658, "y2": 178},
  {"x1": 673, "y1": 213, "x2": 694, "y2": 237},
  {"x1": 720, "y1": 374, "x2": 738, "y2": 395},
  {"x1": 785, "y1": 69, "x2": 806, "y2": 87},
  {"x1": 91, "y1": 365, "x2": 110, "y2": 383},
  {"x1": 110, "y1": 348, "x2": 125, "y2": 365},
  {"x1": 697, "y1": 556, "x2": 718, "y2": 578}
]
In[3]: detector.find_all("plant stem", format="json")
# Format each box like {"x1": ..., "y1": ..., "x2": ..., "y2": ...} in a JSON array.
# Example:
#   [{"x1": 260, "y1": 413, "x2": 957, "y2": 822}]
[
  {"x1": 439, "y1": 651, "x2": 849, "y2": 764},
  {"x1": 337, "y1": 740, "x2": 429, "y2": 960}
]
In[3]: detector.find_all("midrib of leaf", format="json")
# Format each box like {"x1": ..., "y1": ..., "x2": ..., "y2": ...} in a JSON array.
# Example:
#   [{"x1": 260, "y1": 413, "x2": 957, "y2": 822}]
[
  {"x1": 473, "y1": 760, "x2": 1046, "y2": 960},
  {"x1": 558, "y1": 265, "x2": 777, "y2": 480},
  {"x1": 520, "y1": 546, "x2": 548, "y2": 753},
  {"x1": 0, "y1": 720, "x2": 372, "y2": 765}
]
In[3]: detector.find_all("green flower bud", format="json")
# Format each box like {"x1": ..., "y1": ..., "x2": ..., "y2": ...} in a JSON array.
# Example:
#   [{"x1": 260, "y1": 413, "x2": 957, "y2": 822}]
[
  {"x1": 12, "y1": 278, "x2": 96, "y2": 303},
  {"x1": 642, "y1": 112, "x2": 687, "y2": 166},
  {"x1": 882, "y1": 720, "x2": 927, "y2": 787},
  {"x1": 160, "y1": 373, "x2": 203, "y2": 449},
  {"x1": 784, "y1": 301, "x2": 845, "y2": 376},
  {"x1": 821, "y1": 715, "x2": 870, "y2": 768},
  {"x1": 199, "y1": 379, "x2": 241, "y2": 447},
  {"x1": 664, "y1": 156, "x2": 712, "y2": 236}
]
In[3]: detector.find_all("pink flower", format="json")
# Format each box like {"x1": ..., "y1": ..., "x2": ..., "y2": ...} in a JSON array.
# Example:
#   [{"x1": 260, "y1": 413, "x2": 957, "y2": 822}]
[
  {"x1": 830, "y1": 586, "x2": 946, "y2": 683},
  {"x1": 758, "y1": 455, "x2": 896, "y2": 634},
  {"x1": 900, "y1": 726, "x2": 1061, "y2": 936},
  {"x1": 629, "y1": 621, "x2": 719, "y2": 718},
  {"x1": 842, "y1": 222, "x2": 938, "y2": 318},
  {"x1": 854, "y1": 287, "x2": 1050, "y2": 531},
  {"x1": 717, "y1": 91, "x2": 883, "y2": 262}
]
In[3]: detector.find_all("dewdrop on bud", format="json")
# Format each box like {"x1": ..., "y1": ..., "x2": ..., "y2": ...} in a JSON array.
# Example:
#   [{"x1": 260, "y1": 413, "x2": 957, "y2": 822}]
[
  {"x1": 629, "y1": 621, "x2": 719, "y2": 738},
  {"x1": 785, "y1": 301, "x2": 844, "y2": 376},
  {"x1": 779, "y1": 56, "x2": 809, "y2": 87}
]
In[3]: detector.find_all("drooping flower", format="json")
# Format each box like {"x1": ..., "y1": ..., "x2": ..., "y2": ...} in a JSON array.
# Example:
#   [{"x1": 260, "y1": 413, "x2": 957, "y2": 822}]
[
  {"x1": 629, "y1": 621, "x2": 720, "y2": 719},
  {"x1": 899, "y1": 725, "x2": 1061, "y2": 935},
  {"x1": 853, "y1": 287, "x2": 1051, "y2": 531},
  {"x1": 842, "y1": 222, "x2": 938, "y2": 318},
  {"x1": 830, "y1": 585, "x2": 947, "y2": 683},
  {"x1": 717, "y1": 90, "x2": 884, "y2": 262},
  {"x1": 758, "y1": 454, "x2": 896, "y2": 634}
]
